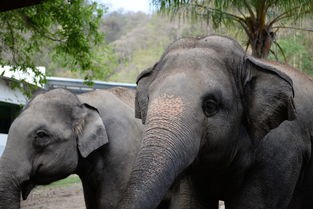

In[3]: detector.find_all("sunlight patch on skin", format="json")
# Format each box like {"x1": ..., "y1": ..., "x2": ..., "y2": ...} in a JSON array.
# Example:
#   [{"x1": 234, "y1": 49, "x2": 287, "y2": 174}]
[{"x1": 148, "y1": 94, "x2": 184, "y2": 119}]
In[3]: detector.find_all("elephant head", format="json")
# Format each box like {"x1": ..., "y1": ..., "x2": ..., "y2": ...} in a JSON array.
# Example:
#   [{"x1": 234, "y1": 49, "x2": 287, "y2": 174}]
[
  {"x1": 119, "y1": 35, "x2": 295, "y2": 209},
  {"x1": 0, "y1": 89, "x2": 108, "y2": 209}
]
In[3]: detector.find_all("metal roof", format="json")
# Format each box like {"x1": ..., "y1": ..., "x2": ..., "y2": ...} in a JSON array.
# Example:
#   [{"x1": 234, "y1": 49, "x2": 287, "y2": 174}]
[
  {"x1": 45, "y1": 77, "x2": 136, "y2": 93},
  {"x1": 0, "y1": 75, "x2": 136, "y2": 105},
  {"x1": 0, "y1": 77, "x2": 28, "y2": 105}
]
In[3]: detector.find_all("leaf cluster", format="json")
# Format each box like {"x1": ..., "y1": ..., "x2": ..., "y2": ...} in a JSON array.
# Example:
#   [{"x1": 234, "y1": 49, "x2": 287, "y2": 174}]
[
  {"x1": 152, "y1": 0, "x2": 313, "y2": 58},
  {"x1": 152, "y1": 0, "x2": 313, "y2": 26},
  {"x1": 0, "y1": 0, "x2": 108, "y2": 94}
]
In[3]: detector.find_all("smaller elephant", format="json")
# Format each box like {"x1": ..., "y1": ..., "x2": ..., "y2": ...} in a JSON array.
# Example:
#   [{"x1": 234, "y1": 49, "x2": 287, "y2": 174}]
[
  {"x1": 0, "y1": 87, "x2": 195, "y2": 209},
  {"x1": 0, "y1": 87, "x2": 145, "y2": 209}
]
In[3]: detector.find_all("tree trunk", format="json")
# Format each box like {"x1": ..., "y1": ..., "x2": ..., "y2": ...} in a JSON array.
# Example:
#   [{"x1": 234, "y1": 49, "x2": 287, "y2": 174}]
[{"x1": 249, "y1": 27, "x2": 275, "y2": 59}]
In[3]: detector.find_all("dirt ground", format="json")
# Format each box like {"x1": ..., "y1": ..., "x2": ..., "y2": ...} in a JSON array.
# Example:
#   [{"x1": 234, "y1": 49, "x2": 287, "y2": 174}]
[
  {"x1": 21, "y1": 183, "x2": 225, "y2": 209},
  {"x1": 21, "y1": 183, "x2": 86, "y2": 209}
]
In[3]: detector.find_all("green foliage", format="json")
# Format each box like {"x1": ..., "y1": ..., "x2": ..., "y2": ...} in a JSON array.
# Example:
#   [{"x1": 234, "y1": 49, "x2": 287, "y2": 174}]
[
  {"x1": 0, "y1": 0, "x2": 116, "y2": 95},
  {"x1": 104, "y1": 11, "x2": 312, "y2": 82},
  {"x1": 46, "y1": 39, "x2": 118, "y2": 81},
  {"x1": 102, "y1": 11, "x2": 150, "y2": 43},
  {"x1": 270, "y1": 35, "x2": 313, "y2": 75},
  {"x1": 106, "y1": 12, "x2": 210, "y2": 83},
  {"x1": 109, "y1": 46, "x2": 164, "y2": 83},
  {"x1": 47, "y1": 175, "x2": 81, "y2": 188},
  {"x1": 34, "y1": 175, "x2": 81, "y2": 189}
]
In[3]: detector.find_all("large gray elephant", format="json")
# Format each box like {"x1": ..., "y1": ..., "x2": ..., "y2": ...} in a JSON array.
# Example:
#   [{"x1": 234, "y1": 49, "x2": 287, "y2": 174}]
[
  {"x1": 118, "y1": 35, "x2": 313, "y2": 209},
  {"x1": 0, "y1": 87, "x2": 181, "y2": 209}
]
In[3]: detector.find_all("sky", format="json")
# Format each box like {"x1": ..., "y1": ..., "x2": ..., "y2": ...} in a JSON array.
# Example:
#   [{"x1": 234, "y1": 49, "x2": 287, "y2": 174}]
[{"x1": 97, "y1": 0, "x2": 151, "y2": 13}]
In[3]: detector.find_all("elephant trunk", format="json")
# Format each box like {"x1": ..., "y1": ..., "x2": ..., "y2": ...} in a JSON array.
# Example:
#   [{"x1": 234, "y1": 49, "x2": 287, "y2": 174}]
[
  {"x1": 119, "y1": 95, "x2": 201, "y2": 209},
  {"x1": 0, "y1": 161, "x2": 22, "y2": 209},
  {"x1": 0, "y1": 148, "x2": 32, "y2": 209}
]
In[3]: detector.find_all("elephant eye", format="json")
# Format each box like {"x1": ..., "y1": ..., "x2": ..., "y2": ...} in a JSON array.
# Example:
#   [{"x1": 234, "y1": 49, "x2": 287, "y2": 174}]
[
  {"x1": 36, "y1": 130, "x2": 48, "y2": 138},
  {"x1": 202, "y1": 99, "x2": 219, "y2": 117},
  {"x1": 33, "y1": 130, "x2": 50, "y2": 148}
]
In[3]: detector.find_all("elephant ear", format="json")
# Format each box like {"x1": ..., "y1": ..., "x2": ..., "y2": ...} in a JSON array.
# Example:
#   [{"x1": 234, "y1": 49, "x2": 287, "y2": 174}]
[
  {"x1": 73, "y1": 103, "x2": 109, "y2": 158},
  {"x1": 242, "y1": 56, "x2": 296, "y2": 141},
  {"x1": 135, "y1": 63, "x2": 158, "y2": 123}
]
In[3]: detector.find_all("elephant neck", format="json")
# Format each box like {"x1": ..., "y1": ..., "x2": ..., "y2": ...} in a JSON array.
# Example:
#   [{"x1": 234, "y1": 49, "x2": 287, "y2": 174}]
[
  {"x1": 77, "y1": 146, "x2": 109, "y2": 189},
  {"x1": 76, "y1": 146, "x2": 106, "y2": 182},
  {"x1": 76, "y1": 147, "x2": 108, "y2": 209}
]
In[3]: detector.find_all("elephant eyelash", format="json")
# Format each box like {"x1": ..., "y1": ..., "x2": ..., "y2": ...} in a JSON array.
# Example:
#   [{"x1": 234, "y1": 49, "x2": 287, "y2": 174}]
[{"x1": 36, "y1": 130, "x2": 49, "y2": 138}]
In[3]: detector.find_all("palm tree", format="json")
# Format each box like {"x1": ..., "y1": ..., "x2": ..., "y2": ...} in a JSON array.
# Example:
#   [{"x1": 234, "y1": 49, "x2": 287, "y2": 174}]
[{"x1": 151, "y1": 0, "x2": 313, "y2": 58}]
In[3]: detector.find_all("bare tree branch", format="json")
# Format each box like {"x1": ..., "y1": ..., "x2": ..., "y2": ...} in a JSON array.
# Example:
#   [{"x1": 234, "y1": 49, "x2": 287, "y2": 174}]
[
  {"x1": 243, "y1": 0, "x2": 256, "y2": 21},
  {"x1": 268, "y1": 4, "x2": 312, "y2": 28},
  {"x1": 273, "y1": 40, "x2": 287, "y2": 62},
  {"x1": 272, "y1": 26, "x2": 313, "y2": 32},
  {"x1": 193, "y1": 3, "x2": 246, "y2": 24}
]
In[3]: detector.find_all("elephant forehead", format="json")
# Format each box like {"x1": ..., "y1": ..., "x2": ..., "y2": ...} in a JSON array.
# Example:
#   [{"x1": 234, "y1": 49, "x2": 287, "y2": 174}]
[{"x1": 149, "y1": 94, "x2": 184, "y2": 118}]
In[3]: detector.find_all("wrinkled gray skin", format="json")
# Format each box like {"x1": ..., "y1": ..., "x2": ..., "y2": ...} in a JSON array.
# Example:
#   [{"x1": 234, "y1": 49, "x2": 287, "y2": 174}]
[
  {"x1": 119, "y1": 35, "x2": 313, "y2": 209},
  {"x1": 0, "y1": 87, "x2": 180, "y2": 209}
]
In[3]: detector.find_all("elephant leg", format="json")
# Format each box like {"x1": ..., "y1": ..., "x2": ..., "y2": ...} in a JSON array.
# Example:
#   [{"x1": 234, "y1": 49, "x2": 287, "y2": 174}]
[
  {"x1": 80, "y1": 178, "x2": 99, "y2": 209},
  {"x1": 169, "y1": 176, "x2": 218, "y2": 209}
]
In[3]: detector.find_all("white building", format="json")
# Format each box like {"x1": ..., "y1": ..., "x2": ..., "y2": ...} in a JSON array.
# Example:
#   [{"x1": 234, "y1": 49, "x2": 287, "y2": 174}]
[{"x1": 0, "y1": 66, "x2": 45, "y2": 156}]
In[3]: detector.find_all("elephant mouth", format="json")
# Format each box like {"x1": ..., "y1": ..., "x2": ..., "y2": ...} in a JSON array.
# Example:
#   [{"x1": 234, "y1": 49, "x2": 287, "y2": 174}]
[
  {"x1": 21, "y1": 180, "x2": 36, "y2": 200},
  {"x1": 20, "y1": 164, "x2": 42, "y2": 200}
]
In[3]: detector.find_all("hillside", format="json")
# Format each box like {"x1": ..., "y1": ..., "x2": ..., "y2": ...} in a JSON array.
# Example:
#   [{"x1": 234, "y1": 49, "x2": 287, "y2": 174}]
[{"x1": 37, "y1": 11, "x2": 313, "y2": 83}]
